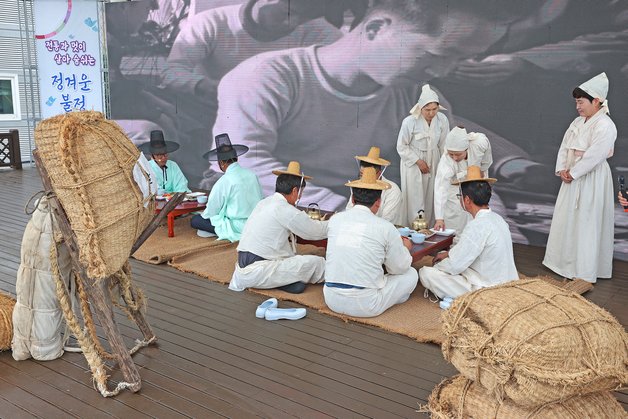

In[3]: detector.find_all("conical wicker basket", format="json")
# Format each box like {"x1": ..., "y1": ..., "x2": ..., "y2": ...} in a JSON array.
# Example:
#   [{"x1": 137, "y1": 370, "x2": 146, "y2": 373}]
[
  {"x1": 35, "y1": 111, "x2": 154, "y2": 279},
  {"x1": 427, "y1": 375, "x2": 627, "y2": 419},
  {"x1": 442, "y1": 279, "x2": 628, "y2": 407},
  {"x1": 0, "y1": 292, "x2": 16, "y2": 350}
]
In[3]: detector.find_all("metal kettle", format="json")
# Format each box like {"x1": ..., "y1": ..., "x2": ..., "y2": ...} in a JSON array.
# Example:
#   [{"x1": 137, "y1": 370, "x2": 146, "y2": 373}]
[
  {"x1": 411, "y1": 210, "x2": 428, "y2": 231},
  {"x1": 307, "y1": 203, "x2": 322, "y2": 220}
]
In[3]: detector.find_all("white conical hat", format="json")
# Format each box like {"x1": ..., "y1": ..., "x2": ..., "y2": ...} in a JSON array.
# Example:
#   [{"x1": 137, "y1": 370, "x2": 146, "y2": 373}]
[
  {"x1": 578, "y1": 72, "x2": 608, "y2": 102},
  {"x1": 445, "y1": 126, "x2": 469, "y2": 152},
  {"x1": 409, "y1": 84, "x2": 447, "y2": 115}
]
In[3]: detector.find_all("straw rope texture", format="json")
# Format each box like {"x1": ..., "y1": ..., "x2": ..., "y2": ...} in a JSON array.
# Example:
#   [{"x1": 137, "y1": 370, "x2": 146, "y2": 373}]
[
  {"x1": 35, "y1": 111, "x2": 154, "y2": 279},
  {"x1": 0, "y1": 292, "x2": 16, "y2": 350},
  {"x1": 425, "y1": 375, "x2": 627, "y2": 419},
  {"x1": 441, "y1": 279, "x2": 628, "y2": 408}
]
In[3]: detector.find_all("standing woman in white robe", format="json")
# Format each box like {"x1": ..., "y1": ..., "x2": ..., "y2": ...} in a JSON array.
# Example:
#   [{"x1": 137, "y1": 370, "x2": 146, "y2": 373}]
[
  {"x1": 397, "y1": 84, "x2": 449, "y2": 226},
  {"x1": 433, "y1": 127, "x2": 493, "y2": 235},
  {"x1": 543, "y1": 73, "x2": 616, "y2": 283}
]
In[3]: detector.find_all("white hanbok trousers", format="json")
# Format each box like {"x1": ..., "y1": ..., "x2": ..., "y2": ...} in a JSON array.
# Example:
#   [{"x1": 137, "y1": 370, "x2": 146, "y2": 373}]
[
  {"x1": 418, "y1": 266, "x2": 484, "y2": 299},
  {"x1": 323, "y1": 269, "x2": 418, "y2": 318},
  {"x1": 229, "y1": 255, "x2": 325, "y2": 291}
]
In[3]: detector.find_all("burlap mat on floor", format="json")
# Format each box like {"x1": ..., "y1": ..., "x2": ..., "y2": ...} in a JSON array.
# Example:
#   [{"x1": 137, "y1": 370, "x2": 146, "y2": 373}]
[
  {"x1": 168, "y1": 246, "x2": 593, "y2": 344},
  {"x1": 132, "y1": 216, "x2": 232, "y2": 264}
]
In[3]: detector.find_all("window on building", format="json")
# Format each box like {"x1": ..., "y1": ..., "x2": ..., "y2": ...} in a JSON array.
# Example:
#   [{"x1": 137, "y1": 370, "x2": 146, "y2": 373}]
[{"x1": 0, "y1": 74, "x2": 21, "y2": 121}]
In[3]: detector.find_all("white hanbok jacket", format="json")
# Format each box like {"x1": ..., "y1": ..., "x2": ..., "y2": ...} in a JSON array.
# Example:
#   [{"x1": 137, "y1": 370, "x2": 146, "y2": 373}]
[
  {"x1": 397, "y1": 112, "x2": 449, "y2": 226},
  {"x1": 434, "y1": 209, "x2": 519, "y2": 287},
  {"x1": 543, "y1": 108, "x2": 616, "y2": 282},
  {"x1": 433, "y1": 133, "x2": 493, "y2": 234},
  {"x1": 345, "y1": 175, "x2": 403, "y2": 225}
]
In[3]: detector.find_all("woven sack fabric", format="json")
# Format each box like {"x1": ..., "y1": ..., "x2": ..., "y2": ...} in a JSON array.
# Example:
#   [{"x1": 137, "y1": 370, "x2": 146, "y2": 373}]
[
  {"x1": 442, "y1": 279, "x2": 628, "y2": 407},
  {"x1": 35, "y1": 111, "x2": 154, "y2": 279},
  {"x1": 427, "y1": 375, "x2": 627, "y2": 419},
  {"x1": 0, "y1": 292, "x2": 16, "y2": 350}
]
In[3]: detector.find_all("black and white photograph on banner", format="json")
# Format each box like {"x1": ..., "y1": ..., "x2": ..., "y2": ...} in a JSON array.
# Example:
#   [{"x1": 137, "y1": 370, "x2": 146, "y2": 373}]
[{"x1": 105, "y1": 0, "x2": 628, "y2": 259}]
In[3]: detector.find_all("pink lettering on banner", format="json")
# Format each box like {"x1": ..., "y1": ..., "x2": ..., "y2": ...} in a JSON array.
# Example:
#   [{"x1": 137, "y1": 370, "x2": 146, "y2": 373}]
[
  {"x1": 70, "y1": 40, "x2": 87, "y2": 53},
  {"x1": 59, "y1": 40, "x2": 70, "y2": 52}
]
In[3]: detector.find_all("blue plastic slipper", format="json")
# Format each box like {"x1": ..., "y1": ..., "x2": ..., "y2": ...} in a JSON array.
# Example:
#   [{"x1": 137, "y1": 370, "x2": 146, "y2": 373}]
[
  {"x1": 255, "y1": 298, "x2": 278, "y2": 318},
  {"x1": 264, "y1": 307, "x2": 306, "y2": 321}
]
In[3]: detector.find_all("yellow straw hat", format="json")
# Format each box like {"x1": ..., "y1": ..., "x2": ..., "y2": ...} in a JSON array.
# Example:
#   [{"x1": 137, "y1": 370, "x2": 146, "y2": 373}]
[
  {"x1": 451, "y1": 165, "x2": 497, "y2": 185},
  {"x1": 272, "y1": 161, "x2": 312, "y2": 180},
  {"x1": 355, "y1": 146, "x2": 390, "y2": 166},
  {"x1": 345, "y1": 167, "x2": 391, "y2": 190}
]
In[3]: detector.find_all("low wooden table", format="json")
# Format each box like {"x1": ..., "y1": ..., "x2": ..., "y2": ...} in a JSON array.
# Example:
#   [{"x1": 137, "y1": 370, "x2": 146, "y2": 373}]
[
  {"x1": 297, "y1": 233, "x2": 454, "y2": 263},
  {"x1": 409, "y1": 234, "x2": 454, "y2": 263},
  {"x1": 155, "y1": 200, "x2": 206, "y2": 237}
]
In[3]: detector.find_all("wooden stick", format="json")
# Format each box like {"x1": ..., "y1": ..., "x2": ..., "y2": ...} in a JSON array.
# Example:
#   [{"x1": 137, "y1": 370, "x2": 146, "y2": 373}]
[
  {"x1": 33, "y1": 150, "x2": 143, "y2": 392},
  {"x1": 130, "y1": 192, "x2": 185, "y2": 255}
]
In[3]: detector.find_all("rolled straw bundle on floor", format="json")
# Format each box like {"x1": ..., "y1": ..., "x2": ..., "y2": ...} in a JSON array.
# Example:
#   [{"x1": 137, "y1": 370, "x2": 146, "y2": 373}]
[
  {"x1": 0, "y1": 292, "x2": 16, "y2": 350},
  {"x1": 442, "y1": 279, "x2": 628, "y2": 407},
  {"x1": 35, "y1": 111, "x2": 154, "y2": 279},
  {"x1": 426, "y1": 375, "x2": 628, "y2": 419}
]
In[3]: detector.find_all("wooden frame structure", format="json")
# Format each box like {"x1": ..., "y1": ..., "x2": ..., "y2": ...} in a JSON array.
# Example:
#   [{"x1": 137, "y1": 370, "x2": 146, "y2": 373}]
[
  {"x1": 33, "y1": 150, "x2": 185, "y2": 396},
  {"x1": 0, "y1": 130, "x2": 22, "y2": 169}
]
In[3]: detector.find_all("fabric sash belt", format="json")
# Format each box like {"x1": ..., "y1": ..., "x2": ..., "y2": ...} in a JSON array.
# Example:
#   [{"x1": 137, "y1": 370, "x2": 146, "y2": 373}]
[{"x1": 325, "y1": 282, "x2": 365, "y2": 290}]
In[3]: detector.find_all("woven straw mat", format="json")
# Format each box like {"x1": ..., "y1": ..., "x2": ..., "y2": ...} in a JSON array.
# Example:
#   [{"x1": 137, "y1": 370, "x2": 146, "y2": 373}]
[
  {"x1": 35, "y1": 111, "x2": 154, "y2": 279},
  {"x1": 442, "y1": 279, "x2": 628, "y2": 408},
  {"x1": 0, "y1": 292, "x2": 16, "y2": 350},
  {"x1": 427, "y1": 375, "x2": 627, "y2": 419}
]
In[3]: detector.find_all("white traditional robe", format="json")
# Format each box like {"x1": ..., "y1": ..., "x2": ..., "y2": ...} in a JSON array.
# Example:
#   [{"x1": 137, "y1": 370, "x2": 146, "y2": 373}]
[
  {"x1": 229, "y1": 193, "x2": 328, "y2": 291},
  {"x1": 323, "y1": 205, "x2": 418, "y2": 318},
  {"x1": 543, "y1": 108, "x2": 616, "y2": 283},
  {"x1": 345, "y1": 175, "x2": 403, "y2": 225},
  {"x1": 397, "y1": 112, "x2": 449, "y2": 227},
  {"x1": 419, "y1": 209, "x2": 518, "y2": 299},
  {"x1": 433, "y1": 134, "x2": 493, "y2": 235}
]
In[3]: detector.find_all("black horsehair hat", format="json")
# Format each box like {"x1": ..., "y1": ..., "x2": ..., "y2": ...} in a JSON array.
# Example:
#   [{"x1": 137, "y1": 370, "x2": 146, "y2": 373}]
[
  {"x1": 138, "y1": 130, "x2": 180, "y2": 154},
  {"x1": 203, "y1": 133, "x2": 249, "y2": 161}
]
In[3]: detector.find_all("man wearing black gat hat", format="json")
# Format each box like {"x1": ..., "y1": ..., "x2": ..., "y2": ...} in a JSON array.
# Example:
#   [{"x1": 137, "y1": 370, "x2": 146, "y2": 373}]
[
  {"x1": 138, "y1": 130, "x2": 191, "y2": 194},
  {"x1": 191, "y1": 134, "x2": 263, "y2": 241}
]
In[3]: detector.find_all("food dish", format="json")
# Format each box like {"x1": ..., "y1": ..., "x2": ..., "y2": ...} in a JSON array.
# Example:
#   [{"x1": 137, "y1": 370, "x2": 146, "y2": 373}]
[
  {"x1": 417, "y1": 229, "x2": 435, "y2": 239},
  {"x1": 430, "y1": 228, "x2": 455, "y2": 237}
]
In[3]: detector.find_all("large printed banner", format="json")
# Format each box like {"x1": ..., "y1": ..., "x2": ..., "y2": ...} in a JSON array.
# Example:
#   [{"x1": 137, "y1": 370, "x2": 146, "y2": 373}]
[
  {"x1": 34, "y1": 0, "x2": 103, "y2": 118},
  {"x1": 105, "y1": 0, "x2": 628, "y2": 259}
]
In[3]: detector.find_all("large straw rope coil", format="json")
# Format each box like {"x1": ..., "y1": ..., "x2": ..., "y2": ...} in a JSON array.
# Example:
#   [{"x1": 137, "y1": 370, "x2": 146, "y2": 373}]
[
  {"x1": 426, "y1": 375, "x2": 627, "y2": 419},
  {"x1": 35, "y1": 111, "x2": 154, "y2": 279},
  {"x1": 442, "y1": 279, "x2": 628, "y2": 407},
  {"x1": 0, "y1": 292, "x2": 16, "y2": 350}
]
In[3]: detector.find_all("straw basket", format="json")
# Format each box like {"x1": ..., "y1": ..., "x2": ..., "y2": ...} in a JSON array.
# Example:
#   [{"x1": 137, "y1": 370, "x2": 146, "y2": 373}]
[
  {"x1": 35, "y1": 111, "x2": 154, "y2": 279},
  {"x1": 0, "y1": 292, "x2": 16, "y2": 350},
  {"x1": 442, "y1": 279, "x2": 628, "y2": 407},
  {"x1": 427, "y1": 375, "x2": 627, "y2": 419}
]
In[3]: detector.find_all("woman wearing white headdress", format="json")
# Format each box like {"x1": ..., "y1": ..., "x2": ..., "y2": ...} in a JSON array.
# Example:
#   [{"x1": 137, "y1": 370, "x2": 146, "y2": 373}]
[
  {"x1": 396, "y1": 84, "x2": 450, "y2": 227},
  {"x1": 433, "y1": 126, "x2": 493, "y2": 236},
  {"x1": 543, "y1": 72, "x2": 616, "y2": 283}
]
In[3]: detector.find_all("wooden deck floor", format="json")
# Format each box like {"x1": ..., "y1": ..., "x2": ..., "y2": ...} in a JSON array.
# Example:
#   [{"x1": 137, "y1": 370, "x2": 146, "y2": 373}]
[{"x1": 0, "y1": 166, "x2": 626, "y2": 418}]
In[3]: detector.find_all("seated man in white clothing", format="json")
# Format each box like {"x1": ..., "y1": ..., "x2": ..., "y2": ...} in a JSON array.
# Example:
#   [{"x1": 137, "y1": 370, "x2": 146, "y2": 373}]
[
  {"x1": 229, "y1": 161, "x2": 328, "y2": 294},
  {"x1": 138, "y1": 130, "x2": 191, "y2": 194},
  {"x1": 324, "y1": 167, "x2": 418, "y2": 318},
  {"x1": 419, "y1": 166, "x2": 519, "y2": 299},
  {"x1": 345, "y1": 146, "x2": 403, "y2": 225}
]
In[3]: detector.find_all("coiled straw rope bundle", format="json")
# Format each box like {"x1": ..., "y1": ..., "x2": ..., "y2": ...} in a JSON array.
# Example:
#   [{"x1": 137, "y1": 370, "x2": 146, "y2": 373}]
[
  {"x1": 441, "y1": 279, "x2": 628, "y2": 407},
  {"x1": 0, "y1": 292, "x2": 16, "y2": 350},
  {"x1": 35, "y1": 111, "x2": 153, "y2": 279},
  {"x1": 425, "y1": 375, "x2": 627, "y2": 419}
]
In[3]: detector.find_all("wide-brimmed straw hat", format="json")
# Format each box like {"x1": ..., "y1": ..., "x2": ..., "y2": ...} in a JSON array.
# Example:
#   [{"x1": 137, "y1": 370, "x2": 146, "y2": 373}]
[
  {"x1": 355, "y1": 146, "x2": 390, "y2": 166},
  {"x1": 451, "y1": 165, "x2": 497, "y2": 185},
  {"x1": 138, "y1": 130, "x2": 180, "y2": 154},
  {"x1": 345, "y1": 167, "x2": 391, "y2": 190},
  {"x1": 272, "y1": 161, "x2": 312, "y2": 180},
  {"x1": 203, "y1": 133, "x2": 249, "y2": 161}
]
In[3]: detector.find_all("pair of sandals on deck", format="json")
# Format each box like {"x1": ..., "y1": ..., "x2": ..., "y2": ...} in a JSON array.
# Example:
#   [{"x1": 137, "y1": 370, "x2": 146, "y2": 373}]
[{"x1": 255, "y1": 298, "x2": 306, "y2": 321}]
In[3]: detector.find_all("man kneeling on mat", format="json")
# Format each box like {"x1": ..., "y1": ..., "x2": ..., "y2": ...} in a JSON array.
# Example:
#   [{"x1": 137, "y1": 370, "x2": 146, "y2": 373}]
[{"x1": 229, "y1": 161, "x2": 328, "y2": 294}]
